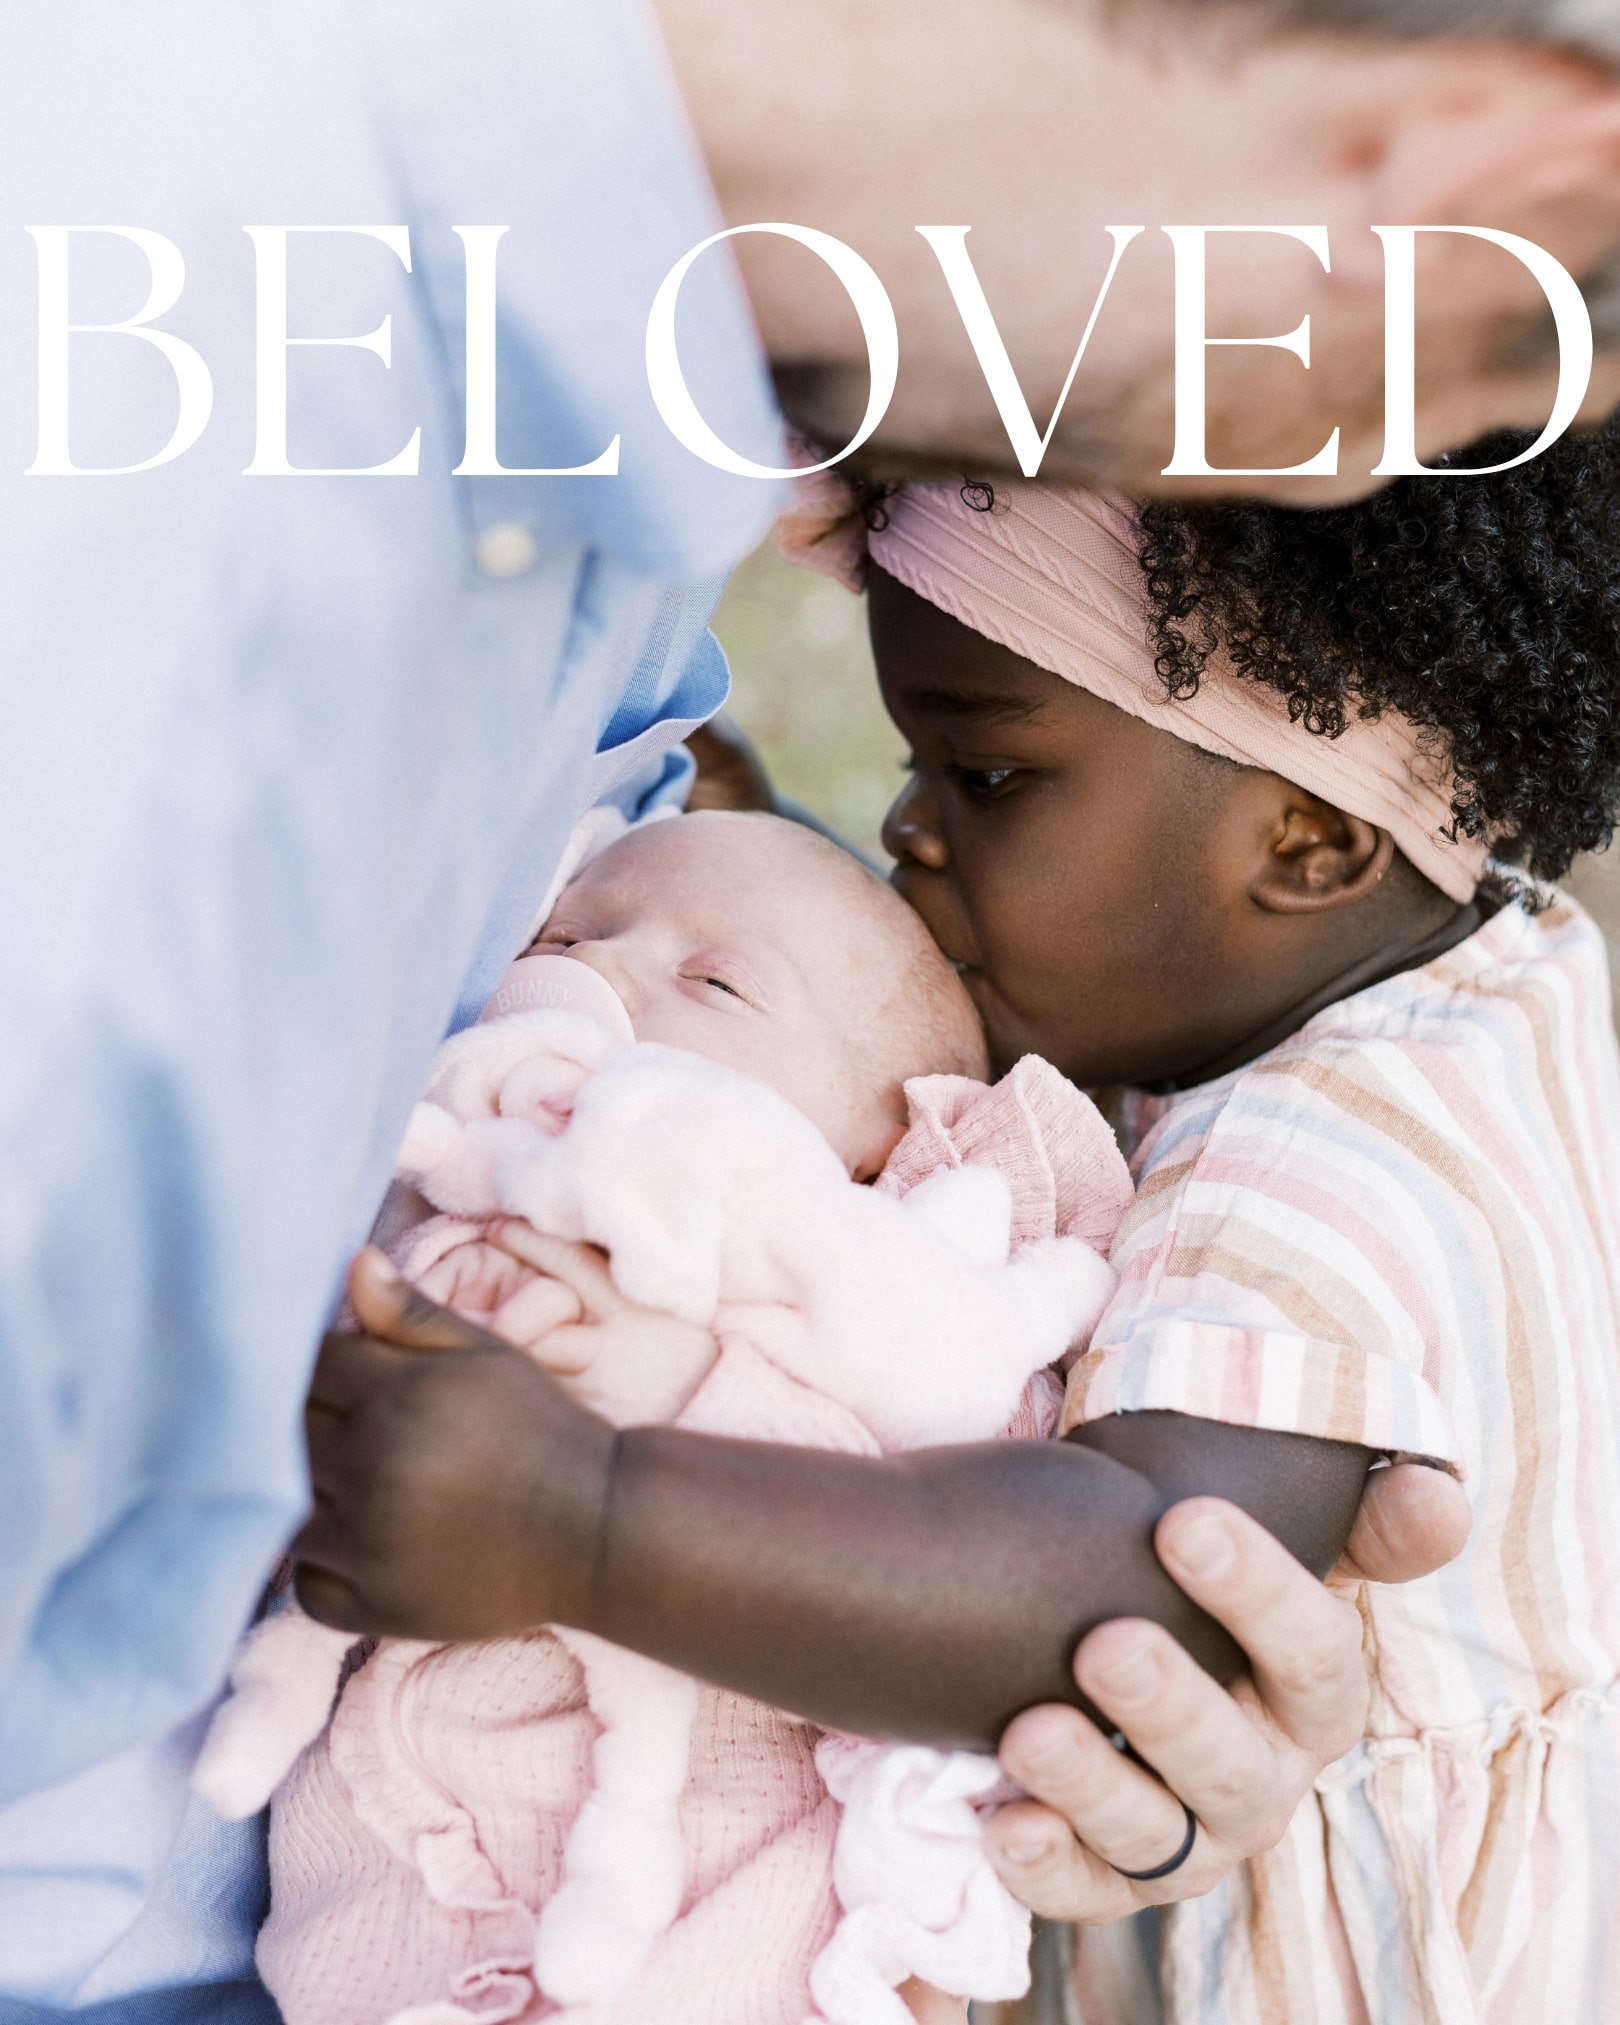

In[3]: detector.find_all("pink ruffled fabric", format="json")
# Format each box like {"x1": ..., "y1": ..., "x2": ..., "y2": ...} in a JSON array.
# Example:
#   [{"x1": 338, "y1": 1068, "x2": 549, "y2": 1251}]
[{"x1": 877, "y1": 1054, "x2": 1133, "y2": 1256}]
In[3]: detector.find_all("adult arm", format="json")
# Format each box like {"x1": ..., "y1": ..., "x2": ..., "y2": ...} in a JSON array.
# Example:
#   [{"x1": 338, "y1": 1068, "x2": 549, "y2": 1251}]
[
  {"x1": 297, "y1": 1251, "x2": 1373, "y2": 1750},
  {"x1": 983, "y1": 1465, "x2": 1469, "y2": 1912}
]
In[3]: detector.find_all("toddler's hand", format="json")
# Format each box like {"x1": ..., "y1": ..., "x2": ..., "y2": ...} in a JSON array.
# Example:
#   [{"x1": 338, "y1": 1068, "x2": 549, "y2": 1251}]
[
  {"x1": 297, "y1": 1248, "x2": 614, "y2": 1640},
  {"x1": 490, "y1": 1221, "x2": 720, "y2": 1427}
]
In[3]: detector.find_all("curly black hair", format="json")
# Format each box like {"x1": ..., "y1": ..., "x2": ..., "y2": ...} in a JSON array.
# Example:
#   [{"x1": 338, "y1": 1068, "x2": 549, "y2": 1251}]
[{"x1": 1132, "y1": 420, "x2": 1620, "y2": 890}]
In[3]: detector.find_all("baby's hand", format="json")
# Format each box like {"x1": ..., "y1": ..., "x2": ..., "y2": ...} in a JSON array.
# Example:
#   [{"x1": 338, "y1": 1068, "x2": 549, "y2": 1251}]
[
  {"x1": 489, "y1": 1221, "x2": 719, "y2": 1427},
  {"x1": 411, "y1": 1229, "x2": 584, "y2": 1349}
]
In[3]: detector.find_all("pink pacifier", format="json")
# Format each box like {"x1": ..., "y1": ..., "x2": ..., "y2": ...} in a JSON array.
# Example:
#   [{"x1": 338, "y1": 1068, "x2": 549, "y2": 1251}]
[{"x1": 477, "y1": 952, "x2": 635, "y2": 1045}]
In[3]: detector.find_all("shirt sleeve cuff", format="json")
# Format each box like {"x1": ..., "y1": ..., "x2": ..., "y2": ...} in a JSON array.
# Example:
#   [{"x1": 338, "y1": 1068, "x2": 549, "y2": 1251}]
[{"x1": 1060, "y1": 1323, "x2": 1464, "y2": 1477}]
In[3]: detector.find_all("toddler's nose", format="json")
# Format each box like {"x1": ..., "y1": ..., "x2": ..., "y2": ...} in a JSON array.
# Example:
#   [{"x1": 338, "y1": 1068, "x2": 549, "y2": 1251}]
[{"x1": 881, "y1": 777, "x2": 949, "y2": 870}]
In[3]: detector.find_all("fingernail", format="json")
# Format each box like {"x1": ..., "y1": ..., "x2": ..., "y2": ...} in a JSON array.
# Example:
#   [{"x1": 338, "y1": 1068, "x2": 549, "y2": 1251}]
[
  {"x1": 994, "y1": 1828, "x2": 1056, "y2": 1866},
  {"x1": 1091, "y1": 1643, "x2": 1163, "y2": 1707},
  {"x1": 1164, "y1": 1510, "x2": 1234, "y2": 1581}
]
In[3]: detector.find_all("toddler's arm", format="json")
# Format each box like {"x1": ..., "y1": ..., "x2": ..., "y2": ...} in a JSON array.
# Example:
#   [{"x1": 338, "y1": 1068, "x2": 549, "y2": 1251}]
[
  {"x1": 576, "y1": 1410, "x2": 1370, "y2": 1748},
  {"x1": 297, "y1": 1252, "x2": 1370, "y2": 1752}
]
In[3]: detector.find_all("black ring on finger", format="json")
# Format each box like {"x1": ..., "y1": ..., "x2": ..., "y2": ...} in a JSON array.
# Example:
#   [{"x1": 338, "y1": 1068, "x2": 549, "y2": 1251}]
[{"x1": 1110, "y1": 1801, "x2": 1198, "y2": 1881}]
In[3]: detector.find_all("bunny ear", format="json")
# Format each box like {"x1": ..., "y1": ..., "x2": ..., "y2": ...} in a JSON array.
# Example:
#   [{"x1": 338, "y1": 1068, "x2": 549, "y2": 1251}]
[
  {"x1": 497, "y1": 1051, "x2": 591, "y2": 1135},
  {"x1": 395, "y1": 1101, "x2": 460, "y2": 1183}
]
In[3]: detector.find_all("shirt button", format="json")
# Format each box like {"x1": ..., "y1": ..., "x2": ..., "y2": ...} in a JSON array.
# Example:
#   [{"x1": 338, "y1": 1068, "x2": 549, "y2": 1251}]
[{"x1": 476, "y1": 521, "x2": 539, "y2": 578}]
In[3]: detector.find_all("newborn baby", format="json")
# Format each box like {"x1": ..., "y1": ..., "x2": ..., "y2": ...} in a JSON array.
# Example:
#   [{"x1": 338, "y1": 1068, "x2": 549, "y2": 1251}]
[{"x1": 197, "y1": 811, "x2": 1133, "y2": 2025}]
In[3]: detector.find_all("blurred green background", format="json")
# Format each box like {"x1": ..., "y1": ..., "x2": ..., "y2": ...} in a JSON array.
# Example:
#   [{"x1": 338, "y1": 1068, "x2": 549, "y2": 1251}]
[
  {"x1": 712, "y1": 538, "x2": 1620, "y2": 1001},
  {"x1": 711, "y1": 542, "x2": 905, "y2": 862}
]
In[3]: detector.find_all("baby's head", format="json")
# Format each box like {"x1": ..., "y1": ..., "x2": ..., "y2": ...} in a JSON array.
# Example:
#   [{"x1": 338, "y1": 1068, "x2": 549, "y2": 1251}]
[{"x1": 529, "y1": 810, "x2": 986, "y2": 1179}]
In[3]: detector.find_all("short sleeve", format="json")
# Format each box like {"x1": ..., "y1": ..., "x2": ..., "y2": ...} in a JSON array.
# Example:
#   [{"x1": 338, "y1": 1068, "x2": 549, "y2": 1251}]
[
  {"x1": 1060, "y1": 1055, "x2": 1466, "y2": 1475},
  {"x1": 1062, "y1": 1322, "x2": 1461, "y2": 1467}
]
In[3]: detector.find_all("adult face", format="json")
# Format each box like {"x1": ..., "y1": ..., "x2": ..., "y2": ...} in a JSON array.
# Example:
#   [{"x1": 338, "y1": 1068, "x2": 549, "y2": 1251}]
[{"x1": 659, "y1": 0, "x2": 1620, "y2": 497}]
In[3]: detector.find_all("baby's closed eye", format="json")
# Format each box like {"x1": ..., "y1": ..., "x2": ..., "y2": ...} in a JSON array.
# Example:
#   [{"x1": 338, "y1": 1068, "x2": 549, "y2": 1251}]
[
  {"x1": 677, "y1": 956, "x2": 761, "y2": 1008},
  {"x1": 685, "y1": 971, "x2": 742, "y2": 999}
]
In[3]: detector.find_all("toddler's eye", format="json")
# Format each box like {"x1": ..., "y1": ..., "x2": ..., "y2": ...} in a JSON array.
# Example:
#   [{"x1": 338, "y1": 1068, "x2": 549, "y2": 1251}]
[{"x1": 950, "y1": 764, "x2": 1019, "y2": 800}]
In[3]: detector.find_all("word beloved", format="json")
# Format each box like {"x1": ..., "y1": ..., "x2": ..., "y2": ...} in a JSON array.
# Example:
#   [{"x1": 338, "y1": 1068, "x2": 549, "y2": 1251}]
[{"x1": 24, "y1": 222, "x2": 1592, "y2": 482}]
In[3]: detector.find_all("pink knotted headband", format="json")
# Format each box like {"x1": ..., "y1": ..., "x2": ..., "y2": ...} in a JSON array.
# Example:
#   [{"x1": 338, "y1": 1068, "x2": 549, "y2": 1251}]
[{"x1": 777, "y1": 473, "x2": 1487, "y2": 904}]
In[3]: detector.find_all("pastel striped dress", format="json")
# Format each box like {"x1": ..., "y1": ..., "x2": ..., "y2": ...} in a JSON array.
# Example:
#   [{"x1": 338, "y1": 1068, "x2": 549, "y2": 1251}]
[{"x1": 1061, "y1": 892, "x2": 1620, "y2": 2025}]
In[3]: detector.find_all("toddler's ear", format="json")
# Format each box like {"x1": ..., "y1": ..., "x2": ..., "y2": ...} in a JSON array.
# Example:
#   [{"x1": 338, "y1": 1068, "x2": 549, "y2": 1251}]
[{"x1": 1251, "y1": 793, "x2": 1394, "y2": 915}]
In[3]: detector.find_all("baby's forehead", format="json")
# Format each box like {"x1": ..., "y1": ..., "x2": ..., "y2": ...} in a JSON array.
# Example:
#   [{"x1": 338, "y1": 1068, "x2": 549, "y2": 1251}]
[
  {"x1": 577, "y1": 814, "x2": 849, "y2": 902},
  {"x1": 571, "y1": 817, "x2": 787, "y2": 906},
  {"x1": 569, "y1": 815, "x2": 915, "y2": 958}
]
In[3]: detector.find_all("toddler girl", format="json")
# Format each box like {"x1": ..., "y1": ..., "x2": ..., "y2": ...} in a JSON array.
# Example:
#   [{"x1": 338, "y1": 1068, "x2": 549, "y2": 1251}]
[{"x1": 776, "y1": 436, "x2": 1620, "y2": 2024}]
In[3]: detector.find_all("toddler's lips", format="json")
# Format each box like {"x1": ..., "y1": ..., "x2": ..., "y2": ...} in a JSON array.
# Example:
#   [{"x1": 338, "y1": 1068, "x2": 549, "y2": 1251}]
[{"x1": 478, "y1": 953, "x2": 635, "y2": 1045}]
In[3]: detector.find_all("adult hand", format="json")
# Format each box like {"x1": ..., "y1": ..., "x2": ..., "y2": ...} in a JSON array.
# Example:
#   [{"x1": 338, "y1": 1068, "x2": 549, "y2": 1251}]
[
  {"x1": 1335, "y1": 1455, "x2": 1471, "y2": 1585},
  {"x1": 294, "y1": 1247, "x2": 615, "y2": 1640},
  {"x1": 985, "y1": 1473, "x2": 1469, "y2": 1920},
  {"x1": 684, "y1": 714, "x2": 776, "y2": 814}
]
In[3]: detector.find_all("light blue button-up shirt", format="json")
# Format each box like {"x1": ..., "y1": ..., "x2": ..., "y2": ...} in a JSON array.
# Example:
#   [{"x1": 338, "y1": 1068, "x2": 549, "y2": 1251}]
[{"x1": 0, "y1": 1, "x2": 780, "y2": 2004}]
